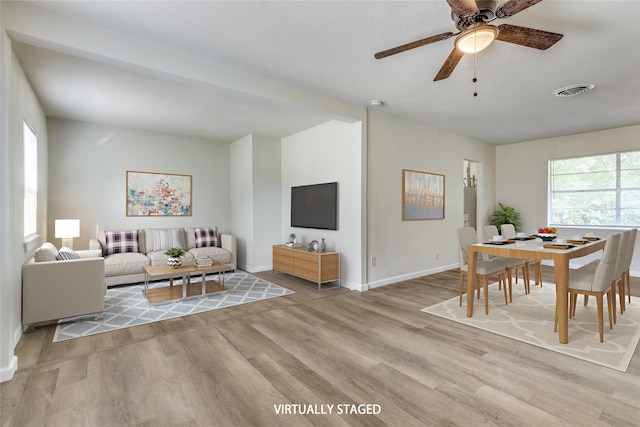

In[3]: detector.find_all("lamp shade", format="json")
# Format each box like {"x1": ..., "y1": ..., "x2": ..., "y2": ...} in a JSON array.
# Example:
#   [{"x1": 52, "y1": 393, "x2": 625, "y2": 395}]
[
  {"x1": 455, "y1": 24, "x2": 498, "y2": 54},
  {"x1": 55, "y1": 219, "x2": 80, "y2": 238}
]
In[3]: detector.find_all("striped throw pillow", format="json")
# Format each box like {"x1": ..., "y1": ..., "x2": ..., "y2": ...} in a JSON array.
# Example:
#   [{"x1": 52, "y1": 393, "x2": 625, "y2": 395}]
[
  {"x1": 56, "y1": 247, "x2": 81, "y2": 260},
  {"x1": 105, "y1": 230, "x2": 140, "y2": 255},
  {"x1": 151, "y1": 229, "x2": 183, "y2": 252},
  {"x1": 194, "y1": 227, "x2": 218, "y2": 248}
]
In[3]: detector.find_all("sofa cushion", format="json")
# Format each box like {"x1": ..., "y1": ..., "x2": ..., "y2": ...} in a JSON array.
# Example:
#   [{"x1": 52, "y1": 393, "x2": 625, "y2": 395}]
[
  {"x1": 34, "y1": 242, "x2": 58, "y2": 262},
  {"x1": 56, "y1": 247, "x2": 81, "y2": 260},
  {"x1": 147, "y1": 250, "x2": 195, "y2": 266},
  {"x1": 194, "y1": 227, "x2": 218, "y2": 248},
  {"x1": 189, "y1": 247, "x2": 232, "y2": 265},
  {"x1": 147, "y1": 229, "x2": 184, "y2": 253},
  {"x1": 104, "y1": 230, "x2": 140, "y2": 255},
  {"x1": 103, "y1": 252, "x2": 150, "y2": 277}
]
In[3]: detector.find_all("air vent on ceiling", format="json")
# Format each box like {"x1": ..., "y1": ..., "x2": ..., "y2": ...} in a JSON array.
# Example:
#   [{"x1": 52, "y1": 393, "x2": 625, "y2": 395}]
[{"x1": 553, "y1": 83, "x2": 596, "y2": 98}]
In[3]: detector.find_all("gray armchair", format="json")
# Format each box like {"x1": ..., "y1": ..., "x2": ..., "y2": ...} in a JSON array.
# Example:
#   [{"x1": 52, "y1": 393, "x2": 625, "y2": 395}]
[{"x1": 22, "y1": 244, "x2": 105, "y2": 325}]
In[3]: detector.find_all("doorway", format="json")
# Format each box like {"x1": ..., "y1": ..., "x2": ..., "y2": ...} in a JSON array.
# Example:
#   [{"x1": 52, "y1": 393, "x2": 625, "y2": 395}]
[{"x1": 463, "y1": 160, "x2": 479, "y2": 230}]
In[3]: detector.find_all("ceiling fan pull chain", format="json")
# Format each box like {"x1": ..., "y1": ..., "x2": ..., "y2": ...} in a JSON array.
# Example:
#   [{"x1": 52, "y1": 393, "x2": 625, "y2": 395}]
[{"x1": 473, "y1": 51, "x2": 478, "y2": 97}]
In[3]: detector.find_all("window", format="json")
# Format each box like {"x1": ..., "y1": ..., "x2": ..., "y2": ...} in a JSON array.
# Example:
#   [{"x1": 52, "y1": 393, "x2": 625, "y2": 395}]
[
  {"x1": 23, "y1": 120, "x2": 38, "y2": 241},
  {"x1": 549, "y1": 151, "x2": 640, "y2": 227}
]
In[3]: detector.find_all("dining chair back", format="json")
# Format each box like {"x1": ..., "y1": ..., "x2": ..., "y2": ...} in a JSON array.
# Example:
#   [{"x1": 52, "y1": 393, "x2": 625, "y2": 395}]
[
  {"x1": 457, "y1": 227, "x2": 509, "y2": 314},
  {"x1": 485, "y1": 225, "x2": 535, "y2": 294},
  {"x1": 624, "y1": 228, "x2": 637, "y2": 304},
  {"x1": 613, "y1": 230, "x2": 631, "y2": 313},
  {"x1": 564, "y1": 233, "x2": 621, "y2": 342},
  {"x1": 501, "y1": 224, "x2": 516, "y2": 239}
]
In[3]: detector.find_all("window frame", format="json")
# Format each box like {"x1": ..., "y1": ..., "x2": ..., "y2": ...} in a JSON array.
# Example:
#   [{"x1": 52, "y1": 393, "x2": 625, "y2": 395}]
[
  {"x1": 23, "y1": 119, "x2": 39, "y2": 247},
  {"x1": 548, "y1": 150, "x2": 640, "y2": 228}
]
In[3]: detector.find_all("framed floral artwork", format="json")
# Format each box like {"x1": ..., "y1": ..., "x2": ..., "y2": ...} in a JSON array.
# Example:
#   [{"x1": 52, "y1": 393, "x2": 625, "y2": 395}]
[
  {"x1": 126, "y1": 171, "x2": 192, "y2": 216},
  {"x1": 402, "y1": 169, "x2": 445, "y2": 220}
]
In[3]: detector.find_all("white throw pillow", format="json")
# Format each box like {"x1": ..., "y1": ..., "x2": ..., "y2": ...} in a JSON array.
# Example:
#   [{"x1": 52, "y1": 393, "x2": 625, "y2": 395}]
[{"x1": 34, "y1": 242, "x2": 58, "y2": 262}]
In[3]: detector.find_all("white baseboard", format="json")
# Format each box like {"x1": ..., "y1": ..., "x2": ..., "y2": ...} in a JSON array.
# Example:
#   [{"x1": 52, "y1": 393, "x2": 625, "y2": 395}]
[
  {"x1": 0, "y1": 355, "x2": 18, "y2": 383},
  {"x1": 367, "y1": 263, "x2": 458, "y2": 290},
  {"x1": 246, "y1": 265, "x2": 273, "y2": 274}
]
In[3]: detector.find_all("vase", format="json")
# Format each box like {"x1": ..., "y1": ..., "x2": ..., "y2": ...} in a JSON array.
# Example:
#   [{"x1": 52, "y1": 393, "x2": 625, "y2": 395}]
[
  {"x1": 167, "y1": 256, "x2": 182, "y2": 268},
  {"x1": 320, "y1": 238, "x2": 326, "y2": 251}
]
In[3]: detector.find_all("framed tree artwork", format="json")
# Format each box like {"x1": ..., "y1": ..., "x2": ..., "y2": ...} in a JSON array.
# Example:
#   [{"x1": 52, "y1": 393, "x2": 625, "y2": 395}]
[
  {"x1": 126, "y1": 171, "x2": 192, "y2": 216},
  {"x1": 402, "y1": 169, "x2": 445, "y2": 220}
]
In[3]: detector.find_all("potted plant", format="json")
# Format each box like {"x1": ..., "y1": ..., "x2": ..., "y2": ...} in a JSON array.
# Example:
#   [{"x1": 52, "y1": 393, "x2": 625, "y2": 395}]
[
  {"x1": 288, "y1": 233, "x2": 297, "y2": 244},
  {"x1": 490, "y1": 202, "x2": 522, "y2": 232},
  {"x1": 165, "y1": 247, "x2": 186, "y2": 267}
]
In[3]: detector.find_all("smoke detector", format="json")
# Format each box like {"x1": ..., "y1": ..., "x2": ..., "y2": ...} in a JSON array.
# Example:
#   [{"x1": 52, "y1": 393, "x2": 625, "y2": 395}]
[{"x1": 553, "y1": 83, "x2": 596, "y2": 98}]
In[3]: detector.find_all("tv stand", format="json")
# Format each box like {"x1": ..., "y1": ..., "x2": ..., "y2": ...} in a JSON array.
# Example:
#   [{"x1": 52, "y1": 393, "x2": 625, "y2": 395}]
[{"x1": 272, "y1": 245, "x2": 340, "y2": 290}]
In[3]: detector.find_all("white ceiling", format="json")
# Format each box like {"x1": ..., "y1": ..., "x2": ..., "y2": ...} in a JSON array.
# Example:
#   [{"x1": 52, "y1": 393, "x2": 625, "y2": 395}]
[{"x1": 8, "y1": 0, "x2": 640, "y2": 144}]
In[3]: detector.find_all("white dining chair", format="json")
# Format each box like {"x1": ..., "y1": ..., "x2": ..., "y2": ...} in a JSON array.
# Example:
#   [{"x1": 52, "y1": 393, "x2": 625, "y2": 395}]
[
  {"x1": 482, "y1": 225, "x2": 530, "y2": 297},
  {"x1": 555, "y1": 233, "x2": 621, "y2": 343},
  {"x1": 622, "y1": 228, "x2": 637, "y2": 306},
  {"x1": 500, "y1": 223, "x2": 540, "y2": 290},
  {"x1": 457, "y1": 227, "x2": 509, "y2": 315}
]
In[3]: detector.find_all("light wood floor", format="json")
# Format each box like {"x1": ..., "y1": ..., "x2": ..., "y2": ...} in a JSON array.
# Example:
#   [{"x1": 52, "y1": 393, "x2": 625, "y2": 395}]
[{"x1": 2, "y1": 267, "x2": 639, "y2": 426}]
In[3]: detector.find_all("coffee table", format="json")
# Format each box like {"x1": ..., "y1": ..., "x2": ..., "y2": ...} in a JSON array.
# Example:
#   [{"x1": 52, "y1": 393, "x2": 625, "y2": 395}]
[{"x1": 143, "y1": 260, "x2": 229, "y2": 304}]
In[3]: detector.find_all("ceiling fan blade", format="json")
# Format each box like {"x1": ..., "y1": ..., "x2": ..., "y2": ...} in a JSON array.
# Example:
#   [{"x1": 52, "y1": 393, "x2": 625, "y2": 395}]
[
  {"x1": 496, "y1": 24, "x2": 563, "y2": 50},
  {"x1": 446, "y1": 0, "x2": 479, "y2": 18},
  {"x1": 434, "y1": 48, "x2": 465, "y2": 81},
  {"x1": 374, "y1": 32, "x2": 456, "y2": 59},
  {"x1": 496, "y1": 0, "x2": 543, "y2": 18}
]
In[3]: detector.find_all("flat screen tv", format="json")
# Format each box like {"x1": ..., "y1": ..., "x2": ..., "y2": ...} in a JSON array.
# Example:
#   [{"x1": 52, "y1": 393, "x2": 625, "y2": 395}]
[{"x1": 291, "y1": 182, "x2": 338, "y2": 230}]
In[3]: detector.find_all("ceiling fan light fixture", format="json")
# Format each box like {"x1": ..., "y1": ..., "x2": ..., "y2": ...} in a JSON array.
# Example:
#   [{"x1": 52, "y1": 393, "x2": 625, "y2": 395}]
[{"x1": 455, "y1": 24, "x2": 498, "y2": 54}]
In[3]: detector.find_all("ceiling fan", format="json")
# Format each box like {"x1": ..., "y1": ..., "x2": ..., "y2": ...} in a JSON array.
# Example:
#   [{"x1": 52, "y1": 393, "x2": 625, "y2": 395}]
[{"x1": 374, "y1": 0, "x2": 563, "y2": 81}]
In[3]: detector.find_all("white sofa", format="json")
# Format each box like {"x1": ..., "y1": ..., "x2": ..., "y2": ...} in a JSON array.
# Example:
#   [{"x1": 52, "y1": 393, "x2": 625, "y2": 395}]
[
  {"x1": 90, "y1": 227, "x2": 237, "y2": 287},
  {"x1": 23, "y1": 243, "x2": 105, "y2": 325}
]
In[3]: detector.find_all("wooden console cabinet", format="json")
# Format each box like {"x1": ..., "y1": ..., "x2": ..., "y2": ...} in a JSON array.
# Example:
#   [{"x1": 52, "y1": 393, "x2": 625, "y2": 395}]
[{"x1": 273, "y1": 245, "x2": 340, "y2": 289}]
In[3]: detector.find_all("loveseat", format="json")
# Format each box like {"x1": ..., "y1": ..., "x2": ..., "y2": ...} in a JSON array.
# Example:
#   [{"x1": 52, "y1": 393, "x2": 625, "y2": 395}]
[
  {"x1": 90, "y1": 227, "x2": 237, "y2": 287},
  {"x1": 23, "y1": 243, "x2": 105, "y2": 325}
]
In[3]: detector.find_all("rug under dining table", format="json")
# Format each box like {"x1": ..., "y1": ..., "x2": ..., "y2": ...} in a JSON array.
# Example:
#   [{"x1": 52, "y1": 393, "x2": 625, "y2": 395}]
[{"x1": 422, "y1": 281, "x2": 640, "y2": 372}]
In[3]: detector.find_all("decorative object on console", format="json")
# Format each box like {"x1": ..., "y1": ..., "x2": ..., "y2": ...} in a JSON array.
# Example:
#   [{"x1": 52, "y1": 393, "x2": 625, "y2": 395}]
[
  {"x1": 320, "y1": 238, "x2": 326, "y2": 251},
  {"x1": 402, "y1": 169, "x2": 445, "y2": 221},
  {"x1": 55, "y1": 219, "x2": 80, "y2": 249},
  {"x1": 310, "y1": 240, "x2": 319, "y2": 251},
  {"x1": 126, "y1": 170, "x2": 192, "y2": 216},
  {"x1": 164, "y1": 247, "x2": 185, "y2": 267},
  {"x1": 288, "y1": 233, "x2": 296, "y2": 244}
]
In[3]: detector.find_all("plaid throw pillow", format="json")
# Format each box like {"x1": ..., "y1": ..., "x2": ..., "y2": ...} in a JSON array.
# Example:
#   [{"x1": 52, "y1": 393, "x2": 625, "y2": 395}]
[
  {"x1": 105, "y1": 230, "x2": 140, "y2": 255},
  {"x1": 194, "y1": 227, "x2": 218, "y2": 248}
]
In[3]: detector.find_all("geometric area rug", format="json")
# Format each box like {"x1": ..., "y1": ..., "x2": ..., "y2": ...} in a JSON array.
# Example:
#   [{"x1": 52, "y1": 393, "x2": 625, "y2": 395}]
[
  {"x1": 421, "y1": 282, "x2": 640, "y2": 372},
  {"x1": 53, "y1": 271, "x2": 294, "y2": 342}
]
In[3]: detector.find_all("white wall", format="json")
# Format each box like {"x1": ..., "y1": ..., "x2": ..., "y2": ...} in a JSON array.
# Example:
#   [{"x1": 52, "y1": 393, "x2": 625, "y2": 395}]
[
  {"x1": 47, "y1": 119, "x2": 231, "y2": 250},
  {"x1": 230, "y1": 134, "x2": 281, "y2": 272},
  {"x1": 0, "y1": 39, "x2": 48, "y2": 381},
  {"x1": 366, "y1": 109, "x2": 497, "y2": 288},
  {"x1": 496, "y1": 125, "x2": 640, "y2": 274},
  {"x1": 281, "y1": 120, "x2": 363, "y2": 289},
  {"x1": 252, "y1": 135, "x2": 282, "y2": 271},
  {"x1": 230, "y1": 135, "x2": 253, "y2": 270}
]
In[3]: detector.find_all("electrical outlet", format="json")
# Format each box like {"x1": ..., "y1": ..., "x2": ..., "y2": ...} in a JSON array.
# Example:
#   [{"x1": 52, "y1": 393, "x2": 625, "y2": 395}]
[
  {"x1": 371, "y1": 256, "x2": 376, "y2": 267},
  {"x1": 435, "y1": 252, "x2": 440, "y2": 261}
]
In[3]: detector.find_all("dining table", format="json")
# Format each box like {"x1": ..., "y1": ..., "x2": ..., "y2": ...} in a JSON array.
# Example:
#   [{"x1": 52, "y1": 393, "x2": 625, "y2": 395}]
[{"x1": 466, "y1": 236, "x2": 606, "y2": 344}]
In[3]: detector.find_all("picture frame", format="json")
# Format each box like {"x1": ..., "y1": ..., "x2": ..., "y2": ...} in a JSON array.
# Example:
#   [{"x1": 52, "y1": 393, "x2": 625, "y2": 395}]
[
  {"x1": 402, "y1": 169, "x2": 445, "y2": 220},
  {"x1": 126, "y1": 171, "x2": 192, "y2": 216}
]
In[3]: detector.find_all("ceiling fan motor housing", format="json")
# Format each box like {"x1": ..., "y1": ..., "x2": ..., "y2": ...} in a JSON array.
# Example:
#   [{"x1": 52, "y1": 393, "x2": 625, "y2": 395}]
[{"x1": 451, "y1": 0, "x2": 497, "y2": 30}]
